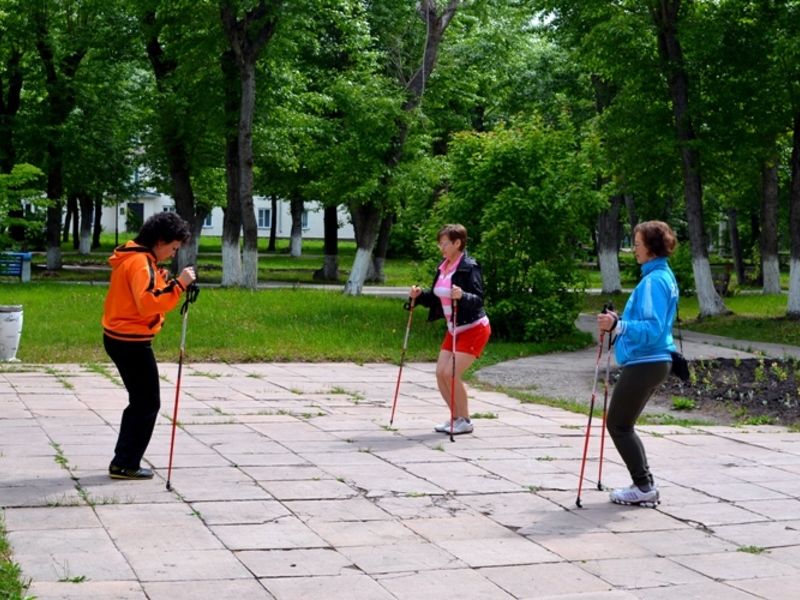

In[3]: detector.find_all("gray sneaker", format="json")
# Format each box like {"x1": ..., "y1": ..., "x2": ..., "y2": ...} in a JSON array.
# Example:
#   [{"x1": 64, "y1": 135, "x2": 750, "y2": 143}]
[
  {"x1": 434, "y1": 417, "x2": 473, "y2": 435},
  {"x1": 609, "y1": 484, "x2": 660, "y2": 507}
]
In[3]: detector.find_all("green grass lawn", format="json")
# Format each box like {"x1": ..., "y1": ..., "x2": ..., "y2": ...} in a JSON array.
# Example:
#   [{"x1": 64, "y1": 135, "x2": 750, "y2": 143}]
[
  {"x1": 1, "y1": 282, "x2": 796, "y2": 364},
  {"x1": 0, "y1": 283, "x2": 591, "y2": 364}
]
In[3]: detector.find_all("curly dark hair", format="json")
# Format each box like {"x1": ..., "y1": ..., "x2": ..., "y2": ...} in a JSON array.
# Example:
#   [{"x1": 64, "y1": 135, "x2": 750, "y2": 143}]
[
  {"x1": 134, "y1": 211, "x2": 192, "y2": 249},
  {"x1": 634, "y1": 220, "x2": 677, "y2": 258}
]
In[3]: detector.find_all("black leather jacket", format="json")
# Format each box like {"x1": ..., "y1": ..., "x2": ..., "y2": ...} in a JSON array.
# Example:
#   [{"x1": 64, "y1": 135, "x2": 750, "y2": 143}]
[{"x1": 409, "y1": 253, "x2": 488, "y2": 326}]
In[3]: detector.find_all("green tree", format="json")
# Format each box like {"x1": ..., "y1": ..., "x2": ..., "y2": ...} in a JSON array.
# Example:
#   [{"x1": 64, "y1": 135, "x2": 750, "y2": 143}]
[
  {"x1": 29, "y1": 0, "x2": 93, "y2": 269},
  {"x1": 0, "y1": 163, "x2": 44, "y2": 248},
  {"x1": 434, "y1": 116, "x2": 603, "y2": 340},
  {"x1": 342, "y1": 0, "x2": 465, "y2": 295},
  {"x1": 135, "y1": 0, "x2": 220, "y2": 270}
]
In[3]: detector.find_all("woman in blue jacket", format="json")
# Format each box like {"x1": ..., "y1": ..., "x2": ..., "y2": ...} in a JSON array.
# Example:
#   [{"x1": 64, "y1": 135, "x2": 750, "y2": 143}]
[{"x1": 597, "y1": 221, "x2": 679, "y2": 507}]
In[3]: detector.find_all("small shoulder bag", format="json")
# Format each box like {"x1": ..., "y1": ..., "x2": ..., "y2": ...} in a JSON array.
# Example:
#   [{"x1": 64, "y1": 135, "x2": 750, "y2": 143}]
[{"x1": 670, "y1": 307, "x2": 690, "y2": 381}]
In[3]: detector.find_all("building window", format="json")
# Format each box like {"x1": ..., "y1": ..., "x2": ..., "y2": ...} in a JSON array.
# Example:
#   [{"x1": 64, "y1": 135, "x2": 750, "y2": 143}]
[
  {"x1": 163, "y1": 205, "x2": 176, "y2": 213},
  {"x1": 203, "y1": 213, "x2": 212, "y2": 228},
  {"x1": 258, "y1": 208, "x2": 271, "y2": 229},
  {"x1": 302, "y1": 210, "x2": 309, "y2": 229}
]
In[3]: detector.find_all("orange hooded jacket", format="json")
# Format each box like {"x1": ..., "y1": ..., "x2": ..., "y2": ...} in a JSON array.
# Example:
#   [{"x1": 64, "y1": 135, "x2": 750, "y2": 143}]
[{"x1": 101, "y1": 241, "x2": 186, "y2": 342}]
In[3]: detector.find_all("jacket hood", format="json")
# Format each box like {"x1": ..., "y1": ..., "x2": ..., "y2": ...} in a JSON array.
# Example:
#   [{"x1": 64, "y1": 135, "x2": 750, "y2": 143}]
[{"x1": 108, "y1": 241, "x2": 154, "y2": 269}]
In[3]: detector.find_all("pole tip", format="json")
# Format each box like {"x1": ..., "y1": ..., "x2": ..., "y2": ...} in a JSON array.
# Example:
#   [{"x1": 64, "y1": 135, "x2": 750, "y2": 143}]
[
  {"x1": 166, "y1": 482, "x2": 172, "y2": 491},
  {"x1": 575, "y1": 498, "x2": 582, "y2": 508}
]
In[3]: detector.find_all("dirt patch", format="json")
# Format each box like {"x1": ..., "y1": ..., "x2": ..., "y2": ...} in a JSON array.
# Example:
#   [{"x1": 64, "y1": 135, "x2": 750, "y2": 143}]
[{"x1": 651, "y1": 358, "x2": 800, "y2": 426}]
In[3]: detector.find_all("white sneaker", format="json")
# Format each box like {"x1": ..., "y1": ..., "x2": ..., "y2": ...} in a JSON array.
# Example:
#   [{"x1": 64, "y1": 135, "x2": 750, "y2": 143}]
[
  {"x1": 434, "y1": 417, "x2": 473, "y2": 435},
  {"x1": 609, "y1": 484, "x2": 660, "y2": 508}
]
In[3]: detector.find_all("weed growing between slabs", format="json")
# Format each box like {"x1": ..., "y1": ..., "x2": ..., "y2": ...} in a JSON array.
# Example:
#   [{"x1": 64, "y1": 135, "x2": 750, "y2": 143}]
[{"x1": 0, "y1": 515, "x2": 31, "y2": 600}]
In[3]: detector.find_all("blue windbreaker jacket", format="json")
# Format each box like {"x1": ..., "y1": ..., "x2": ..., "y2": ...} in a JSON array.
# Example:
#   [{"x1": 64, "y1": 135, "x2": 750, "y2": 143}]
[{"x1": 615, "y1": 257, "x2": 679, "y2": 366}]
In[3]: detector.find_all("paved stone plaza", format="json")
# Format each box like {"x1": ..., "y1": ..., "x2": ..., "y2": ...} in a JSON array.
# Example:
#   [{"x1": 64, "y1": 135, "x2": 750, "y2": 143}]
[{"x1": 1, "y1": 354, "x2": 799, "y2": 599}]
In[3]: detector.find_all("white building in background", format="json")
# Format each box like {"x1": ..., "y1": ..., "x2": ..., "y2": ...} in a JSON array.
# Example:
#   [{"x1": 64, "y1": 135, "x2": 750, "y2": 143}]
[{"x1": 100, "y1": 191, "x2": 355, "y2": 240}]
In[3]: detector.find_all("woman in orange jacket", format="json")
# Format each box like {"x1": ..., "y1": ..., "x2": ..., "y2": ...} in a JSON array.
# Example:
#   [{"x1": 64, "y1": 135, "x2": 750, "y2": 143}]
[{"x1": 102, "y1": 212, "x2": 196, "y2": 480}]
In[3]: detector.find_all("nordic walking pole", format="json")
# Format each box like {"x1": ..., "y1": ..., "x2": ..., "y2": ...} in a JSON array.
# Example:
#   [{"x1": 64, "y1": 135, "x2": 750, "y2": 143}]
[
  {"x1": 597, "y1": 302, "x2": 615, "y2": 491},
  {"x1": 166, "y1": 282, "x2": 199, "y2": 491},
  {"x1": 389, "y1": 296, "x2": 416, "y2": 425},
  {"x1": 575, "y1": 333, "x2": 604, "y2": 508},
  {"x1": 597, "y1": 332, "x2": 613, "y2": 491},
  {"x1": 449, "y1": 299, "x2": 458, "y2": 443}
]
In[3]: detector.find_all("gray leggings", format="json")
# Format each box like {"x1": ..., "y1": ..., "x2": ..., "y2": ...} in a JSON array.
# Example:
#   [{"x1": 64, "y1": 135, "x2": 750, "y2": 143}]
[{"x1": 606, "y1": 361, "x2": 671, "y2": 489}]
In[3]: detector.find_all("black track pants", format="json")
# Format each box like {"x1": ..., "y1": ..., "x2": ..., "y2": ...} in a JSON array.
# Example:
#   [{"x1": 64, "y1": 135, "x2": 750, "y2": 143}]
[
  {"x1": 606, "y1": 361, "x2": 671, "y2": 489},
  {"x1": 104, "y1": 335, "x2": 161, "y2": 470}
]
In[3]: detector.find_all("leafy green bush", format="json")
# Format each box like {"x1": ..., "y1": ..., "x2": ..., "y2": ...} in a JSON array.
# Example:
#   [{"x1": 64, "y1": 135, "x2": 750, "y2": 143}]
[
  {"x1": 0, "y1": 163, "x2": 46, "y2": 250},
  {"x1": 430, "y1": 116, "x2": 603, "y2": 341}
]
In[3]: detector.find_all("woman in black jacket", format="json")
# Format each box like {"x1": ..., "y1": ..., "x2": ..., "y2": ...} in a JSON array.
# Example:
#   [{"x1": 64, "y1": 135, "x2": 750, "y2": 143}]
[{"x1": 409, "y1": 224, "x2": 491, "y2": 434}]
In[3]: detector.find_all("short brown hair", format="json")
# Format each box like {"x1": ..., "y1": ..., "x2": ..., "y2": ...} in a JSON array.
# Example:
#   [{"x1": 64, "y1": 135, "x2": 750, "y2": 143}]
[
  {"x1": 634, "y1": 220, "x2": 677, "y2": 257},
  {"x1": 437, "y1": 223, "x2": 467, "y2": 251}
]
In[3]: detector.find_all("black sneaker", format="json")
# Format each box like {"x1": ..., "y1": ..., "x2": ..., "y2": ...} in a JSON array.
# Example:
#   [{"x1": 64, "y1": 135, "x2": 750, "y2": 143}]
[{"x1": 109, "y1": 464, "x2": 154, "y2": 480}]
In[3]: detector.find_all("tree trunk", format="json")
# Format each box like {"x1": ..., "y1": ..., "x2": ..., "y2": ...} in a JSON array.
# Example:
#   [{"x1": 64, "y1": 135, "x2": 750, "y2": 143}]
[
  {"x1": 78, "y1": 193, "x2": 92, "y2": 255},
  {"x1": 344, "y1": 203, "x2": 381, "y2": 295},
  {"x1": 597, "y1": 195, "x2": 623, "y2": 294},
  {"x1": 71, "y1": 197, "x2": 79, "y2": 249},
  {"x1": 289, "y1": 193, "x2": 303, "y2": 258},
  {"x1": 0, "y1": 48, "x2": 22, "y2": 173},
  {"x1": 143, "y1": 10, "x2": 200, "y2": 272},
  {"x1": 267, "y1": 194, "x2": 277, "y2": 251},
  {"x1": 220, "y1": 49, "x2": 242, "y2": 286},
  {"x1": 788, "y1": 111, "x2": 800, "y2": 317},
  {"x1": 624, "y1": 193, "x2": 638, "y2": 235},
  {"x1": 1, "y1": 49, "x2": 24, "y2": 242},
  {"x1": 760, "y1": 161, "x2": 781, "y2": 294},
  {"x1": 368, "y1": 214, "x2": 393, "y2": 283},
  {"x1": 221, "y1": 131, "x2": 243, "y2": 286},
  {"x1": 650, "y1": 0, "x2": 728, "y2": 316},
  {"x1": 727, "y1": 208, "x2": 745, "y2": 286},
  {"x1": 238, "y1": 60, "x2": 259, "y2": 289},
  {"x1": 220, "y1": 1, "x2": 280, "y2": 289},
  {"x1": 46, "y1": 202, "x2": 63, "y2": 270},
  {"x1": 313, "y1": 204, "x2": 339, "y2": 281},
  {"x1": 63, "y1": 194, "x2": 76, "y2": 244},
  {"x1": 92, "y1": 197, "x2": 102, "y2": 249}
]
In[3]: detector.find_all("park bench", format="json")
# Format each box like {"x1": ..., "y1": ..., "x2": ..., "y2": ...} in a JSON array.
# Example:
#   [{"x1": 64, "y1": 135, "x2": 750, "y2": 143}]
[{"x1": 0, "y1": 252, "x2": 32, "y2": 283}]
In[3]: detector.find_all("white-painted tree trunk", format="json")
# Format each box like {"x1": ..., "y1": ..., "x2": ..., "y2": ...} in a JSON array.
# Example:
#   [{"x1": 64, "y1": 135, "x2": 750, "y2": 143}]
[
  {"x1": 290, "y1": 233, "x2": 302, "y2": 258},
  {"x1": 692, "y1": 256, "x2": 729, "y2": 316},
  {"x1": 343, "y1": 248, "x2": 372, "y2": 296},
  {"x1": 221, "y1": 240, "x2": 242, "y2": 287},
  {"x1": 79, "y1": 231, "x2": 91, "y2": 255},
  {"x1": 761, "y1": 256, "x2": 781, "y2": 294},
  {"x1": 788, "y1": 258, "x2": 800, "y2": 317},
  {"x1": 242, "y1": 246, "x2": 258, "y2": 289},
  {"x1": 598, "y1": 249, "x2": 621, "y2": 294}
]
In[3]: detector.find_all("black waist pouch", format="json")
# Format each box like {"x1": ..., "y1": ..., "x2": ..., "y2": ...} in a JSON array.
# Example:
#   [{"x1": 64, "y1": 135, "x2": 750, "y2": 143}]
[{"x1": 670, "y1": 351, "x2": 690, "y2": 381}]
